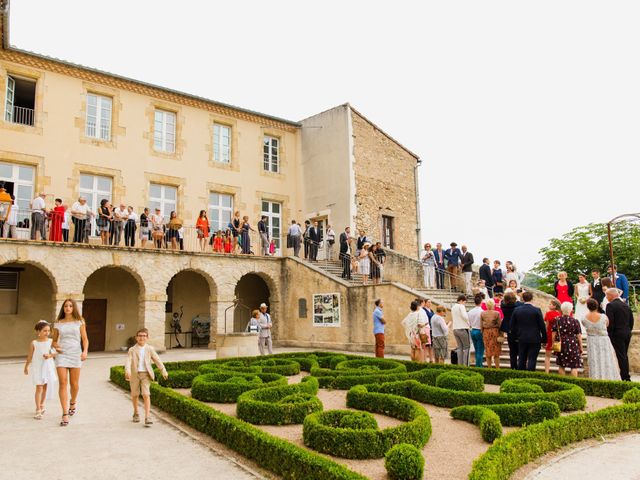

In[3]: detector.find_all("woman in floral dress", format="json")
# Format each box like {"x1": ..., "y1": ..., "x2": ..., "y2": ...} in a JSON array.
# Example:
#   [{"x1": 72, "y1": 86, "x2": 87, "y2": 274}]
[{"x1": 552, "y1": 302, "x2": 583, "y2": 377}]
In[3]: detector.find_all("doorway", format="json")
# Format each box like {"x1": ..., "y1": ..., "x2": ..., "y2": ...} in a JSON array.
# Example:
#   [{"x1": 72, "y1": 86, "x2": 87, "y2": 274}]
[{"x1": 83, "y1": 299, "x2": 106, "y2": 352}]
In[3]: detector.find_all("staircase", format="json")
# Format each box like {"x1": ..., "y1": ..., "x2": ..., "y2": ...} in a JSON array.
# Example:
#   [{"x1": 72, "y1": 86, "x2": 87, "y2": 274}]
[
  {"x1": 415, "y1": 287, "x2": 476, "y2": 309},
  {"x1": 303, "y1": 259, "x2": 391, "y2": 287}
]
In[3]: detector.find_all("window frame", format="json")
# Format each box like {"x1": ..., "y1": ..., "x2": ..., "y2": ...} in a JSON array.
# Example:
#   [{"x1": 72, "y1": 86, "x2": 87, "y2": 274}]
[
  {"x1": 263, "y1": 135, "x2": 280, "y2": 173},
  {"x1": 261, "y1": 200, "x2": 282, "y2": 253},
  {"x1": 153, "y1": 109, "x2": 177, "y2": 153},
  {"x1": 85, "y1": 93, "x2": 113, "y2": 141},
  {"x1": 212, "y1": 123, "x2": 232, "y2": 164},
  {"x1": 208, "y1": 192, "x2": 234, "y2": 233},
  {"x1": 79, "y1": 173, "x2": 113, "y2": 235},
  {"x1": 0, "y1": 161, "x2": 35, "y2": 225},
  {"x1": 149, "y1": 183, "x2": 178, "y2": 218}
]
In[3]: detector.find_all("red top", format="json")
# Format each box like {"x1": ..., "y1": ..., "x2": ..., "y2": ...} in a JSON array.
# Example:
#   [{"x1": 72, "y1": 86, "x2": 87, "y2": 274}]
[
  {"x1": 556, "y1": 284, "x2": 572, "y2": 304},
  {"x1": 224, "y1": 239, "x2": 232, "y2": 253},
  {"x1": 544, "y1": 310, "x2": 561, "y2": 351},
  {"x1": 213, "y1": 237, "x2": 223, "y2": 251}
]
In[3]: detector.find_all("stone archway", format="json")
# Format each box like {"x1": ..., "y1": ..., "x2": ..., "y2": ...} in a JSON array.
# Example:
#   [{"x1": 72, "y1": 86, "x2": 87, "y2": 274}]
[
  {"x1": 0, "y1": 262, "x2": 57, "y2": 357},
  {"x1": 165, "y1": 269, "x2": 215, "y2": 349},
  {"x1": 82, "y1": 266, "x2": 143, "y2": 352},
  {"x1": 233, "y1": 273, "x2": 271, "y2": 333}
]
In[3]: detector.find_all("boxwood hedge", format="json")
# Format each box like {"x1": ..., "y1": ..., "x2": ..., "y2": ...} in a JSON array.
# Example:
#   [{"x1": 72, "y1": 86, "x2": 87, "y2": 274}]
[
  {"x1": 450, "y1": 404, "x2": 503, "y2": 442},
  {"x1": 191, "y1": 372, "x2": 287, "y2": 403},
  {"x1": 249, "y1": 358, "x2": 301, "y2": 376},
  {"x1": 302, "y1": 384, "x2": 431, "y2": 459},
  {"x1": 110, "y1": 366, "x2": 366, "y2": 480},
  {"x1": 311, "y1": 358, "x2": 406, "y2": 378},
  {"x1": 435, "y1": 370, "x2": 484, "y2": 392},
  {"x1": 385, "y1": 443, "x2": 425, "y2": 480},
  {"x1": 236, "y1": 376, "x2": 322, "y2": 425}
]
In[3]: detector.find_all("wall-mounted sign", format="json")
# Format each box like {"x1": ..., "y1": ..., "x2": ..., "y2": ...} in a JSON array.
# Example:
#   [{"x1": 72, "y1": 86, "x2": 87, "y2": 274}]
[
  {"x1": 115, "y1": 323, "x2": 125, "y2": 331},
  {"x1": 312, "y1": 293, "x2": 340, "y2": 327}
]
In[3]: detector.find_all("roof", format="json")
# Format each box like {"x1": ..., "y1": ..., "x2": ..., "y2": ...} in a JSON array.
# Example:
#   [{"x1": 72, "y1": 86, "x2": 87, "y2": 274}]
[{"x1": 0, "y1": 0, "x2": 300, "y2": 131}]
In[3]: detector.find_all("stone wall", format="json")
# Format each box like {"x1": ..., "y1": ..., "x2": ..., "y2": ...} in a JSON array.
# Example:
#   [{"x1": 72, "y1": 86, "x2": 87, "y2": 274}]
[{"x1": 350, "y1": 109, "x2": 419, "y2": 258}]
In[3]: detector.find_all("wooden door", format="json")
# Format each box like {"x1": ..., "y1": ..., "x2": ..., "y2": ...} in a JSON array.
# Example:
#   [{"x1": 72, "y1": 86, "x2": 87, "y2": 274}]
[
  {"x1": 382, "y1": 215, "x2": 394, "y2": 250},
  {"x1": 83, "y1": 299, "x2": 107, "y2": 352}
]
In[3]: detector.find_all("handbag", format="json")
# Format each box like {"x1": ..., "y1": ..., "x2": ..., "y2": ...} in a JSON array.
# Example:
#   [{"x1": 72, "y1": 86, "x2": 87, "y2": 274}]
[
  {"x1": 497, "y1": 333, "x2": 506, "y2": 344},
  {"x1": 552, "y1": 333, "x2": 562, "y2": 353}
]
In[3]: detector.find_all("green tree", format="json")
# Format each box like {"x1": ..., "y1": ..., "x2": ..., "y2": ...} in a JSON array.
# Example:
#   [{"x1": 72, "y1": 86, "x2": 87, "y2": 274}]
[{"x1": 533, "y1": 222, "x2": 640, "y2": 293}]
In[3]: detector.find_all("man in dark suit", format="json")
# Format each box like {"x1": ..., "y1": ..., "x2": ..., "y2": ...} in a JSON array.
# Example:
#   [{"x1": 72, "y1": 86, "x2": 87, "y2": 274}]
[
  {"x1": 605, "y1": 288, "x2": 634, "y2": 381},
  {"x1": 460, "y1": 245, "x2": 474, "y2": 295},
  {"x1": 308, "y1": 221, "x2": 321, "y2": 261},
  {"x1": 590, "y1": 269, "x2": 605, "y2": 306},
  {"x1": 479, "y1": 258, "x2": 494, "y2": 297},
  {"x1": 511, "y1": 291, "x2": 546, "y2": 371},
  {"x1": 339, "y1": 227, "x2": 352, "y2": 279},
  {"x1": 433, "y1": 243, "x2": 446, "y2": 289},
  {"x1": 303, "y1": 220, "x2": 311, "y2": 259}
]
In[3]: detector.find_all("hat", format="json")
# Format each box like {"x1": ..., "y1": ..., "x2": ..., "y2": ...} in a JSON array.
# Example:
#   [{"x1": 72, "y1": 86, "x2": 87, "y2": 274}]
[
  {"x1": 260, "y1": 303, "x2": 268, "y2": 308},
  {"x1": 363, "y1": 242, "x2": 371, "y2": 249},
  {"x1": 450, "y1": 242, "x2": 458, "y2": 247}
]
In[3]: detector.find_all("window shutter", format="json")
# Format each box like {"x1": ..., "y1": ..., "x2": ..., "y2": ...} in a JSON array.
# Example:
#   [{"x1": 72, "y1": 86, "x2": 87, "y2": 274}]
[{"x1": 0, "y1": 271, "x2": 19, "y2": 290}]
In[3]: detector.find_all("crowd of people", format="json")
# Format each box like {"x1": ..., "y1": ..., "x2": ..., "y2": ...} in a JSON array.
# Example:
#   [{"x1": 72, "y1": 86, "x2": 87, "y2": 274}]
[{"x1": 373, "y1": 266, "x2": 634, "y2": 381}]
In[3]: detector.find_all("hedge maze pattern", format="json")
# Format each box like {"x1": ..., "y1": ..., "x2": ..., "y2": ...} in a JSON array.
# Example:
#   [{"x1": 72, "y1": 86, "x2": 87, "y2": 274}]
[{"x1": 112, "y1": 351, "x2": 640, "y2": 480}]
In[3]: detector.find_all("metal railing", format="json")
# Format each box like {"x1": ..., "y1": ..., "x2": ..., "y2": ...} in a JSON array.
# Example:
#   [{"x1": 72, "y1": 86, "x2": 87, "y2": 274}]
[{"x1": 8, "y1": 106, "x2": 35, "y2": 126}]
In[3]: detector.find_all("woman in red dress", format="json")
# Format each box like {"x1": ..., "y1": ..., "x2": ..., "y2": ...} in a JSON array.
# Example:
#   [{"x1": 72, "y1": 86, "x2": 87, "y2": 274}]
[
  {"x1": 554, "y1": 271, "x2": 574, "y2": 304},
  {"x1": 49, "y1": 198, "x2": 65, "y2": 242},
  {"x1": 544, "y1": 298, "x2": 562, "y2": 373},
  {"x1": 223, "y1": 230, "x2": 232, "y2": 253}
]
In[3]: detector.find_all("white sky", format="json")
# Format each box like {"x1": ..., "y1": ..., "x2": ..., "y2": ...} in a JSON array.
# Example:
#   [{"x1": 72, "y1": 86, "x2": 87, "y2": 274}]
[{"x1": 9, "y1": 0, "x2": 640, "y2": 270}]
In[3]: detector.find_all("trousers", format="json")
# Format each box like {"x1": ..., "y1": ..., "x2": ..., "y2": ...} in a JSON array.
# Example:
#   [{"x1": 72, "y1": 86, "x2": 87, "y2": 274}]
[
  {"x1": 258, "y1": 336, "x2": 273, "y2": 355},
  {"x1": 374, "y1": 333, "x2": 385, "y2": 358},
  {"x1": 423, "y1": 266, "x2": 435, "y2": 288},
  {"x1": 470, "y1": 328, "x2": 484, "y2": 367},
  {"x1": 454, "y1": 329, "x2": 470, "y2": 366},
  {"x1": 610, "y1": 333, "x2": 631, "y2": 381},
  {"x1": 30, "y1": 212, "x2": 46, "y2": 240},
  {"x1": 517, "y1": 342, "x2": 541, "y2": 371}
]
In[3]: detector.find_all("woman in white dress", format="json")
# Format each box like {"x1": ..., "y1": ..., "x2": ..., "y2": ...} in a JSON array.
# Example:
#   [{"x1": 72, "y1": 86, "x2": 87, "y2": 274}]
[
  {"x1": 358, "y1": 242, "x2": 371, "y2": 285},
  {"x1": 52, "y1": 299, "x2": 89, "y2": 426},
  {"x1": 582, "y1": 298, "x2": 620, "y2": 380},
  {"x1": 574, "y1": 274, "x2": 592, "y2": 326}
]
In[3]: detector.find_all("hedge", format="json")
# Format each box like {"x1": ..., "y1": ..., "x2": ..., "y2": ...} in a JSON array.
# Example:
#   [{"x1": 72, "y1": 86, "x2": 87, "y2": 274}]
[
  {"x1": 364, "y1": 378, "x2": 586, "y2": 411},
  {"x1": 198, "y1": 363, "x2": 264, "y2": 375},
  {"x1": 191, "y1": 372, "x2": 287, "y2": 403},
  {"x1": 435, "y1": 370, "x2": 484, "y2": 392},
  {"x1": 157, "y1": 369, "x2": 201, "y2": 388},
  {"x1": 622, "y1": 387, "x2": 640, "y2": 404},
  {"x1": 314, "y1": 366, "x2": 441, "y2": 390},
  {"x1": 385, "y1": 443, "x2": 425, "y2": 480},
  {"x1": 500, "y1": 380, "x2": 544, "y2": 394},
  {"x1": 311, "y1": 358, "x2": 406, "y2": 378},
  {"x1": 236, "y1": 377, "x2": 323, "y2": 425},
  {"x1": 450, "y1": 405, "x2": 503, "y2": 442},
  {"x1": 469, "y1": 402, "x2": 640, "y2": 480},
  {"x1": 110, "y1": 366, "x2": 365, "y2": 480},
  {"x1": 249, "y1": 358, "x2": 301, "y2": 376}
]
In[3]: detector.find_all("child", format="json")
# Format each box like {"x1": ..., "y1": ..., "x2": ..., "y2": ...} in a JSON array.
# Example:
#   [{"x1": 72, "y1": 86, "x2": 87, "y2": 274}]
[
  {"x1": 213, "y1": 230, "x2": 223, "y2": 253},
  {"x1": 269, "y1": 239, "x2": 276, "y2": 255},
  {"x1": 224, "y1": 230, "x2": 233, "y2": 254},
  {"x1": 24, "y1": 321, "x2": 58, "y2": 419},
  {"x1": 124, "y1": 328, "x2": 168, "y2": 427},
  {"x1": 431, "y1": 306, "x2": 451, "y2": 364}
]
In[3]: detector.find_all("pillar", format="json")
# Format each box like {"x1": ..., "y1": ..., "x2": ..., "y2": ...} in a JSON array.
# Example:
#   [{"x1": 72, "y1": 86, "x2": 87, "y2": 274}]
[{"x1": 141, "y1": 294, "x2": 168, "y2": 352}]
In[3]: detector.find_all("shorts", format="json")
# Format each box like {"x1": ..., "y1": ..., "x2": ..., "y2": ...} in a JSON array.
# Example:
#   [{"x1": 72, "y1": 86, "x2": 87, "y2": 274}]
[
  {"x1": 139, "y1": 226, "x2": 150, "y2": 239},
  {"x1": 432, "y1": 336, "x2": 448, "y2": 360},
  {"x1": 130, "y1": 371, "x2": 151, "y2": 397}
]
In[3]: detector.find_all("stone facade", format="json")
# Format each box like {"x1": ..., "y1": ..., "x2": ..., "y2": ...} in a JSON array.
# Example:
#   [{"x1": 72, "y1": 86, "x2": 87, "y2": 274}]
[{"x1": 351, "y1": 109, "x2": 420, "y2": 258}]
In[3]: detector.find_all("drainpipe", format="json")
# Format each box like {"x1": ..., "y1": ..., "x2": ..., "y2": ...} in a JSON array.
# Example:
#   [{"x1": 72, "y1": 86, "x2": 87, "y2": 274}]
[{"x1": 414, "y1": 158, "x2": 422, "y2": 259}]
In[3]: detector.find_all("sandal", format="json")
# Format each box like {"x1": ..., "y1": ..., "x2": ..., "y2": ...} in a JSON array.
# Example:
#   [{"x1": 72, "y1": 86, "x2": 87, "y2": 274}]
[
  {"x1": 144, "y1": 418, "x2": 153, "y2": 427},
  {"x1": 34, "y1": 410, "x2": 43, "y2": 420},
  {"x1": 60, "y1": 413, "x2": 69, "y2": 427},
  {"x1": 132, "y1": 413, "x2": 140, "y2": 423},
  {"x1": 69, "y1": 402, "x2": 77, "y2": 416}
]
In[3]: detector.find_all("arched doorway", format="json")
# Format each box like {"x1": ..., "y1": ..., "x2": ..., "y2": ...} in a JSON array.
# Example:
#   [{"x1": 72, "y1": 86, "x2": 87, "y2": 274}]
[
  {"x1": 0, "y1": 262, "x2": 56, "y2": 357},
  {"x1": 165, "y1": 270, "x2": 213, "y2": 349},
  {"x1": 234, "y1": 273, "x2": 270, "y2": 332},
  {"x1": 83, "y1": 266, "x2": 142, "y2": 352}
]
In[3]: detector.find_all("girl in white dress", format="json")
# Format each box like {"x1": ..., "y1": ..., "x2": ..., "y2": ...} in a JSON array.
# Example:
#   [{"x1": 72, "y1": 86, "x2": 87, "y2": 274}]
[
  {"x1": 358, "y1": 243, "x2": 371, "y2": 285},
  {"x1": 24, "y1": 321, "x2": 58, "y2": 419},
  {"x1": 574, "y1": 274, "x2": 592, "y2": 325},
  {"x1": 581, "y1": 298, "x2": 620, "y2": 380}
]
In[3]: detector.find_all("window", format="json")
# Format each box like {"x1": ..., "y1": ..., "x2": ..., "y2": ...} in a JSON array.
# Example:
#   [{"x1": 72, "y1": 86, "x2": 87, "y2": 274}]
[
  {"x1": 0, "y1": 162, "x2": 35, "y2": 225},
  {"x1": 261, "y1": 200, "x2": 281, "y2": 253},
  {"x1": 86, "y1": 93, "x2": 112, "y2": 141},
  {"x1": 153, "y1": 109, "x2": 176, "y2": 153},
  {"x1": 4, "y1": 75, "x2": 36, "y2": 126},
  {"x1": 79, "y1": 174, "x2": 112, "y2": 235},
  {"x1": 149, "y1": 183, "x2": 177, "y2": 217},
  {"x1": 263, "y1": 136, "x2": 279, "y2": 173},
  {"x1": 382, "y1": 215, "x2": 394, "y2": 250},
  {"x1": 0, "y1": 270, "x2": 19, "y2": 315},
  {"x1": 208, "y1": 193, "x2": 233, "y2": 232},
  {"x1": 213, "y1": 124, "x2": 231, "y2": 163}
]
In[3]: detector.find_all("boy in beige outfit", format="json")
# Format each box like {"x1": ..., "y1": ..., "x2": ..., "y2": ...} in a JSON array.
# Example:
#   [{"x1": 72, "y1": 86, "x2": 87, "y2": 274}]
[{"x1": 124, "y1": 328, "x2": 168, "y2": 426}]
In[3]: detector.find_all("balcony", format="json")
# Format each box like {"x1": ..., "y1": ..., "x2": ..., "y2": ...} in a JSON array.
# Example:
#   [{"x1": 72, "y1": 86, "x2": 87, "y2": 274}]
[{"x1": 6, "y1": 105, "x2": 35, "y2": 126}]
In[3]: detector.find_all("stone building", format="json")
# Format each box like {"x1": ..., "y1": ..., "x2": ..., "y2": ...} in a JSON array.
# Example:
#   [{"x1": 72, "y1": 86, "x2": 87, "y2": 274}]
[{"x1": 0, "y1": 1, "x2": 423, "y2": 357}]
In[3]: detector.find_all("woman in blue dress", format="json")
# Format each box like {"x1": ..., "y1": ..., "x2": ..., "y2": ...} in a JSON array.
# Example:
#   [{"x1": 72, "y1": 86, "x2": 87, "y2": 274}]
[
  {"x1": 492, "y1": 260, "x2": 505, "y2": 294},
  {"x1": 241, "y1": 215, "x2": 255, "y2": 254}
]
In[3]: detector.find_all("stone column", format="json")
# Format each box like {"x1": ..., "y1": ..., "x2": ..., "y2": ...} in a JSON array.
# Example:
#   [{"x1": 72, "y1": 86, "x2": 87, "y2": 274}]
[
  {"x1": 210, "y1": 297, "x2": 236, "y2": 349},
  {"x1": 141, "y1": 294, "x2": 168, "y2": 352}
]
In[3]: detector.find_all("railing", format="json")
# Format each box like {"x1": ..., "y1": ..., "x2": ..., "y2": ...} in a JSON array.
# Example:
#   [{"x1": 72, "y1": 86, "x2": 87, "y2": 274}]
[{"x1": 8, "y1": 106, "x2": 35, "y2": 126}]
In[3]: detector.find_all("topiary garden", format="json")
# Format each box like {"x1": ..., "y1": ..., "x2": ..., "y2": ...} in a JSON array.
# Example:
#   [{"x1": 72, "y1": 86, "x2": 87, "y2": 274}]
[{"x1": 111, "y1": 351, "x2": 640, "y2": 479}]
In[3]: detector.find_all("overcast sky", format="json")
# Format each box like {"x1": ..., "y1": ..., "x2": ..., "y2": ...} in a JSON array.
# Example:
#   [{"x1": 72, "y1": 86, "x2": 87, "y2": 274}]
[{"x1": 9, "y1": 1, "x2": 640, "y2": 270}]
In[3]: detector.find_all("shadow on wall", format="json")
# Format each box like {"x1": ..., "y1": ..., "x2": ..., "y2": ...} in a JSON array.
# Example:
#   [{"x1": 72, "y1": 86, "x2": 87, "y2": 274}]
[{"x1": 234, "y1": 273, "x2": 270, "y2": 333}]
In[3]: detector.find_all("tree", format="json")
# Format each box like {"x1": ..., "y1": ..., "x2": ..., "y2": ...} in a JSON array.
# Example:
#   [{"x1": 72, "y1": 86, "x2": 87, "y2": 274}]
[{"x1": 533, "y1": 222, "x2": 640, "y2": 294}]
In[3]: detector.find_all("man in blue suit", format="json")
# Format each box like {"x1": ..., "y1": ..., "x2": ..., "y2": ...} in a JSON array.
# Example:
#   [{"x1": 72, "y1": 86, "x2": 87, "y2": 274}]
[
  {"x1": 433, "y1": 243, "x2": 446, "y2": 289},
  {"x1": 511, "y1": 291, "x2": 547, "y2": 371},
  {"x1": 608, "y1": 265, "x2": 630, "y2": 302},
  {"x1": 444, "y1": 242, "x2": 463, "y2": 291}
]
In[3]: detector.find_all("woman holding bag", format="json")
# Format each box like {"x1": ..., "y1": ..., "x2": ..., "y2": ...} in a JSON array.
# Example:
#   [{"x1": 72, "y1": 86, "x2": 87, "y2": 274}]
[{"x1": 552, "y1": 302, "x2": 583, "y2": 377}]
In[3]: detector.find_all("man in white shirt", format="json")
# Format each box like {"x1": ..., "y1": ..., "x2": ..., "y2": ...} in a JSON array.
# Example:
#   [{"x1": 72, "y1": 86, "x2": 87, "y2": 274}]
[
  {"x1": 451, "y1": 294, "x2": 471, "y2": 366},
  {"x1": 467, "y1": 294, "x2": 484, "y2": 367},
  {"x1": 70, "y1": 196, "x2": 90, "y2": 243},
  {"x1": 111, "y1": 202, "x2": 128, "y2": 246},
  {"x1": 124, "y1": 206, "x2": 138, "y2": 247},
  {"x1": 325, "y1": 225, "x2": 336, "y2": 261},
  {"x1": 287, "y1": 220, "x2": 303, "y2": 257},
  {"x1": 30, "y1": 192, "x2": 47, "y2": 240},
  {"x1": 258, "y1": 303, "x2": 273, "y2": 355},
  {"x1": 2, "y1": 195, "x2": 18, "y2": 239}
]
